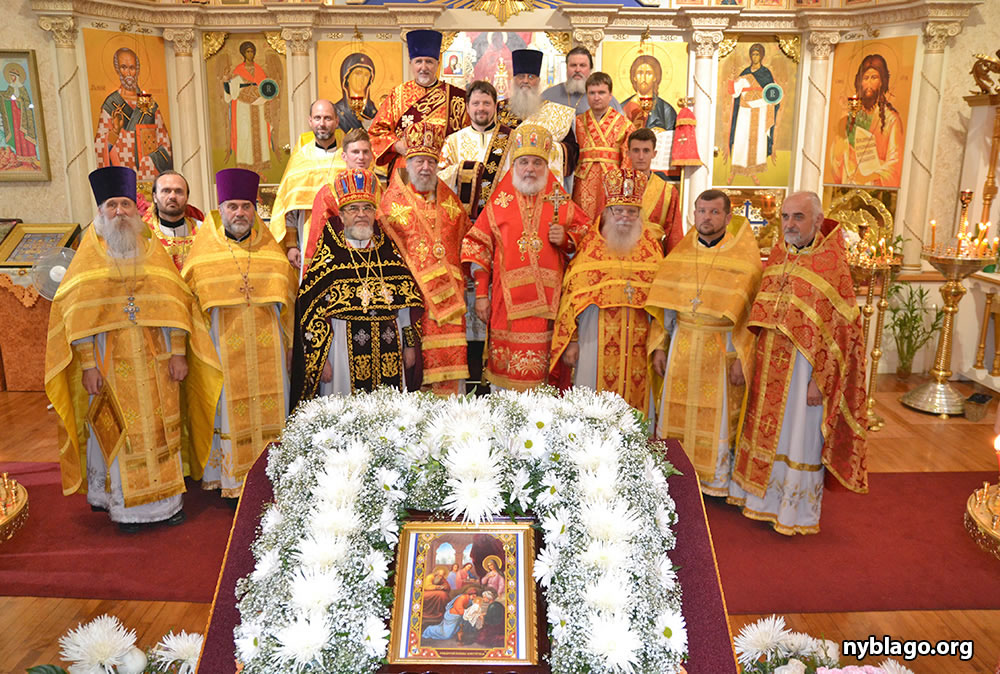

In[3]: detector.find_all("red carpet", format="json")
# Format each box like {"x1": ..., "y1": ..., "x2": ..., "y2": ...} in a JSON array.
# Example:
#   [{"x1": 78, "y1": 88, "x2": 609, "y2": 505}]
[
  {"x1": 706, "y1": 470, "x2": 1000, "y2": 614},
  {"x1": 0, "y1": 461, "x2": 235, "y2": 602}
]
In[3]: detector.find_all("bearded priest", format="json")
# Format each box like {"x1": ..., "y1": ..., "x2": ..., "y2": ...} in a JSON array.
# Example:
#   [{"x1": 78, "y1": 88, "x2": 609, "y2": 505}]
[
  {"x1": 496, "y1": 49, "x2": 577, "y2": 185},
  {"x1": 182, "y1": 168, "x2": 296, "y2": 498},
  {"x1": 45, "y1": 166, "x2": 216, "y2": 532},
  {"x1": 142, "y1": 170, "x2": 204, "y2": 270},
  {"x1": 729, "y1": 191, "x2": 869, "y2": 534},
  {"x1": 290, "y1": 168, "x2": 424, "y2": 407},
  {"x1": 462, "y1": 124, "x2": 589, "y2": 392},
  {"x1": 368, "y1": 29, "x2": 468, "y2": 175},
  {"x1": 550, "y1": 169, "x2": 663, "y2": 413},
  {"x1": 380, "y1": 122, "x2": 472, "y2": 395},
  {"x1": 645, "y1": 189, "x2": 762, "y2": 495}
]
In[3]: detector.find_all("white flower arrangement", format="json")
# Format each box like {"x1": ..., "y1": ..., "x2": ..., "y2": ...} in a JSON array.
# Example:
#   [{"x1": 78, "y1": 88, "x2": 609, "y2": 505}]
[
  {"x1": 234, "y1": 387, "x2": 686, "y2": 673},
  {"x1": 44, "y1": 614, "x2": 202, "y2": 674},
  {"x1": 734, "y1": 615, "x2": 915, "y2": 674}
]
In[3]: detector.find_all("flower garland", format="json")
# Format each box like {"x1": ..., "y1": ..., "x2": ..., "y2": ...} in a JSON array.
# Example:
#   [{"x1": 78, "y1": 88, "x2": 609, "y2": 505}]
[
  {"x1": 234, "y1": 387, "x2": 687, "y2": 673},
  {"x1": 734, "y1": 615, "x2": 915, "y2": 674}
]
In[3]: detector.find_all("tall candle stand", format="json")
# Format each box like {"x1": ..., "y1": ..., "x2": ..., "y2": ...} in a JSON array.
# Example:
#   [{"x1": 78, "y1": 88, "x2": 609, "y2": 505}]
[
  {"x1": 900, "y1": 250, "x2": 992, "y2": 417},
  {"x1": 866, "y1": 261, "x2": 898, "y2": 431},
  {"x1": 965, "y1": 437, "x2": 1000, "y2": 562}
]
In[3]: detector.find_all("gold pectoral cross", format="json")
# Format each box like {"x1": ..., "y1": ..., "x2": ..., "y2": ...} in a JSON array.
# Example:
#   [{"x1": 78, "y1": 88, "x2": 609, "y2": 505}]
[
  {"x1": 359, "y1": 283, "x2": 373, "y2": 310},
  {"x1": 517, "y1": 232, "x2": 543, "y2": 261}
]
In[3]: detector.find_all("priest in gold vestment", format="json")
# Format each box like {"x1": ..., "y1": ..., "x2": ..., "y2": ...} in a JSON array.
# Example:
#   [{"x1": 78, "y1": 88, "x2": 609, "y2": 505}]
[
  {"x1": 45, "y1": 167, "x2": 216, "y2": 532},
  {"x1": 368, "y1": 30, "x2": 468, "y2": 175},
  {"x1": 269, "y1": 99, "x2": 347, "y2": 271},
  {"x1": 729, "y1": 191, "x2": 868, "y2": 534},
  {"x1": 142, "y1": 170, "x2": 203, "y2": 270},
  {"x1": 628, "y1": 128, "x2": 683, "y2": 253},
  {"x1": 572, "y1": 72, "x2": 633, "y2": 222},
  {"x1": 379, "y1": 122, "x2": 471, "y2": 395},
  {"x1": 646, "y1": 189, "x2": 762, "y2": 495},
  {"x1": 462, "y1": 124, "x2": 590, "y2": 391},
  {"x1": 550, "y1": 169, "x2": 662, "y2": 413},
  {"x1": 182, "y1": 169, "x2": 296, "y2": 498}
]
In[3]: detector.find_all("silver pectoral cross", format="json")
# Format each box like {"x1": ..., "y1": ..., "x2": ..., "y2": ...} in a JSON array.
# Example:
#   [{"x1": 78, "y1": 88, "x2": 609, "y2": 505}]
[
  {"x1": 690, "y1": 296, "x2": 703, "y2": 312},
  {"x1": 624, "y1": 281, "x2": 636, "y2": 303},
  {"x1": 124, "y1": 296, "x2": 139, "y2": 323}
]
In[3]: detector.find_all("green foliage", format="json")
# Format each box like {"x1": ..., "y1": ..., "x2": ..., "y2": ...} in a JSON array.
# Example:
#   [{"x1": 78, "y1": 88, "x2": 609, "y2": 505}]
[
  {"x1": 885, "y1": 282, "x2": 944, "y2": 370},
  {"x1": 26, "y1": 667, "x2": 69, "y2": 674}
]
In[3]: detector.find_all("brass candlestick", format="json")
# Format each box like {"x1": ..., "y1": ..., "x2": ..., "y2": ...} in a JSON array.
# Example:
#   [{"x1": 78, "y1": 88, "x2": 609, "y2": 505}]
[
  {"x1": 866, "y1": 263, "x2": 896, "y2": 431},
  {"x1": 981, "y1": 105, "x2": 1000, "y2": 224},
  {"x1": 975, "y1": 291, "x2": 996, "y2": 369},
  {"x1": 900, "y1": 252, "x2": 992, "y2": 417}
]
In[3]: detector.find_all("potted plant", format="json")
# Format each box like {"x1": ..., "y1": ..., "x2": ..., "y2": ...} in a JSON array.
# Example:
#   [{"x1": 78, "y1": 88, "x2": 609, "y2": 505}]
[{"x1": 885, "y1": 282, "x2": 943, "y2": 379}]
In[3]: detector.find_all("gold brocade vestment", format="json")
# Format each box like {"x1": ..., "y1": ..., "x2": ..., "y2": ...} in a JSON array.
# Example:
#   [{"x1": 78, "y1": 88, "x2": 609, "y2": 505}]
[
  {"x1": 45, "y1": 227, "x2": 218, "y2": 506},
  {"x1": 644, "y1": 222, "x2": 762, "y2": 487},
  {"x1": 182, "y1": 213, "x2": 296, "y2": 494}
]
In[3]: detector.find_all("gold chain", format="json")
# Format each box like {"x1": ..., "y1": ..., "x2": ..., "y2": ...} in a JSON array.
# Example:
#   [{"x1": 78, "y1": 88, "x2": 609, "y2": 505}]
[{"x1": 223, "y1": 234, "x2": 254, "y2": 304}]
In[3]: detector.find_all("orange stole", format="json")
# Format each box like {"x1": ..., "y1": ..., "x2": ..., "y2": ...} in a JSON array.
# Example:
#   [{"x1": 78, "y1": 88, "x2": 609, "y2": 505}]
[
  {"x1": 642, "y1": 173, "x2": 683, "y2": 253},
  {"x1": 572, "y1": 108, "x2": 632, "y2": 220},
  {"x1": 462, "y1": 170, "x2": 590, "y2": 391},
  {"x1": 733, "y1": 224, "x2": 869, "y2": 498},
  {"x1": 379, "y1": 171, "x2": 471, "y2": 385},
  {"x1": 550, "y1": 222, "x2": 662, "y2": 410},
  {"x1": 368, "y1": 80, "x2": 468, "y2": 168},
  {"x1": 645, "y1": 224, "x2": 762, "y2": 480}
]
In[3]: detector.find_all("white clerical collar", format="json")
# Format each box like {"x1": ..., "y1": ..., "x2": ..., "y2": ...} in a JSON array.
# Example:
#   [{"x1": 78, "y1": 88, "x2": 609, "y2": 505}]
[{"x1": 345, "y1": 235, "x2": 372, "y2": 249}]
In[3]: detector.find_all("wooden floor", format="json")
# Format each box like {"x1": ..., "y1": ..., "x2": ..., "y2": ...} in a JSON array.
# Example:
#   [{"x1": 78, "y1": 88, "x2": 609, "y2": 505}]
[{"x1": 2, "y1": 375, "x2": 999, "y2": 671}]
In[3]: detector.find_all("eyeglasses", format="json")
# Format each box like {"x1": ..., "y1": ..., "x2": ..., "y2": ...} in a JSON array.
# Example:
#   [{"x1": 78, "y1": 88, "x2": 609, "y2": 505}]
[
  {"x1": 610, "y1": 207, "x2": 639, "y2": 218},
  {"x1": 342, "y1": 203, "x2": 376, "y2": 215}
]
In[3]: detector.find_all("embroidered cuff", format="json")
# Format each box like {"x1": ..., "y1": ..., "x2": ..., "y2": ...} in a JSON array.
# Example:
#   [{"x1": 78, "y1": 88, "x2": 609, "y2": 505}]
[
  {"x1": 473, "y1": 269, "x2": 490, "y2": 298},
  {"x1": 170, "y1": 330, "x2": 187, "y2": 356},
  {"x1": 73, "y1": 342, "x2": 97, "y2": 370},
  {"x1": 402, "y1": 325, "x2": 420, "y2": 349}
]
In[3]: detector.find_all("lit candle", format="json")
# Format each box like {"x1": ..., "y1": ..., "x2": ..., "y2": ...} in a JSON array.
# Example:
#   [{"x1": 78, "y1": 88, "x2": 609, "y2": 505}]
[
  {"x1": 930, "y1": 220, "x2": 937, "y2": 249},
  {"x1": 979, "y1": 223, "x2": 988, "y2": 243},
  {"x1": 994, "y1": 435, "x2": 1000, "y2": 478},
  {"x1": 993, "y1": 237, "x2": 998, "y2": 256}
]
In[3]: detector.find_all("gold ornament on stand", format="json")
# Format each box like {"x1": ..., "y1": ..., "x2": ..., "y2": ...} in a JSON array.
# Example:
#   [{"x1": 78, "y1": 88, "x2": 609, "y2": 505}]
[
  {"x1": 0, "y1": 472, "x2": 29, "y2": 544},
  {"x1": 964, "y1": 436, "x2": 1000, "y2": 562},
  {"x1": 900, "y1": 199, "x2": 994, "y2": 416}
]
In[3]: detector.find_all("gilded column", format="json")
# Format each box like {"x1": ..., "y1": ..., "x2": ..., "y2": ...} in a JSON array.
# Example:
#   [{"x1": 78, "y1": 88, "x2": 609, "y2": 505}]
[
  {"x1": 38, "y1": 16, "x2": 92, "y2": 225},
  {"x1": 690, "y1": 30, "x2": 723, "y2": 199},
  {"x1": 163, "y1": 28, "x2": 206, "y2": 210},
  {"x1": 281, "y1": 28, "x2": 313, "y2": 141},
  {"x1": 571, "y1": 29, "x2": 604, "y2": 58},
  {"x1": 800, "y1": 31, "x2": 839, "y2": 194},
  {"x1": 900, "y1": 21, "x2": 961, "y2": 272}
]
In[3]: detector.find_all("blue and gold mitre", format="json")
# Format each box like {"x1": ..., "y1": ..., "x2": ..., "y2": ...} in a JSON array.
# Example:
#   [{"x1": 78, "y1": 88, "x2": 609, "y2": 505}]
[{"x1": 333, "y1": 168, "x2": 379, "y2": 207}]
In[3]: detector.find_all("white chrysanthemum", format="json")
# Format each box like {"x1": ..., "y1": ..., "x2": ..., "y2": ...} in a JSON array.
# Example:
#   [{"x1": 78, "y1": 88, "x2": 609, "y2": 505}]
[
  {"x1": 547, "y1": 602, "x2": 570, "y2": 641},
  {"x1": 571, "y1": 432, "x2": 620, "y2": 473},
  {"x1": 311, "y1": 427, "x2": 341, "y2": 448},
  {"x1": 313, "y1": 466, "x2": 364, "y2": 506},
  {"x1": 377, "y1": 466, "x2": 406, "y2": 502},
  {"x1": 325, "y1": 438, "x2": 370, "y2": 475},
  {"x1": 880, "y1": 659, "x2": 915, "y2": 674},
  {"x1": 617, "y1": 409, "x2": 640, "y2": 434},
  {"x1": 774, "y1": 659, "x2": 807, "y2": 674},
  {"x1": 526, "y1": 405, "x2": 554, "y2": 431},
  {"x1": 508, "y1": 466, "x2": 533, "y2": 511},
  {"x1": 376, "y1": 507, "x2": 400, "y2": 546},
  {"x1": 250, "y1": 548, "x2": 281, "y2": 583},
  {"x1": 293, "y1": 533, "x2": 349, "y2": 571},
  {"x1": 581, "y1": 539, "x2": 629, "y2": 572},
  {"x1": 444, "y1": 476, "x2": 503, "y2": 524},
  {"x1": 586, "y1": 612, "x2": 643, "y2": 672},
  {"x1": 151, "y1": 630, "x2": 203, "y2": 674},
  {"x1": 656, "y1": 608, "x2": 687, "y2": 654},
  {"x1": 644, "y1": 455, "x2": 669, "y2": 496},
  {"x1": 234, "y1": 621, "x2": 263, "y2": 664},
  {"x1": 400, "y1": 440, "x2": 431, "y2": 465},
  {"x1": 118, "y1": 647, "x2": 147, "y2": 674},
  {"x1": 578, "y1": 465, "x2": 619, "y2": 504},
  {"x1": 275, "y1": 613, "x2": 330, "y2": 671},
  {"x1": 59, "y1": 614, "x2": 137, "y2": 674},
  {"x1": 582, "y1": 500, "x2": 640, "y2": 543},
  {"x1": 558, "y1": 418, "x2": 587, "y2": 443},
  {"x1": 361, "y1": 614, "x2": 390, "y2": 658},
  {"x1": 363, "y1": 549, "x2": 390, "y2": 585},
  {"x1": 512, "y1": 427, "x2": 547, "y2": 460},
  {"x1": 540, "y1": 508, "x2": 572, "y2": 547},
  {"x1": 290, "y1": 566, "x2": 343, "y2": 615},
  {"x1": 261, "y1": 506, "x2": 284, "y2": 534},
  {"x1": 443, "y1": 437, "x2": 499, "y2": 481},
  {"x1": 780, "y1": 631, "x2": 820, "y2": 659},
  {"x1": 536, "y1": 472, "x2": 565, "y2": 509},
  {"x1": 285, "y1": 455, "x2": 306, "y2": 478},
  {"x1": 655, "y1": 502, "x2": 676, "y2": 537},
  {"x1": 733, "y1": 614, "x2": 790, "y2": 666},
  {"x1": 817, "y1": 638, "x2": 840, "y2": 665},
  {"x1": 532, "y1": 546, "x2": 559, "y2": 589},
  {"x1": 576, "y1": 393, "x2": 620, "y2": 421},
  {"x1": 584, "y1": 573, "x2": 630, "y2": 614},
  {"x1": 310, "y1": 501, "x2": 361, "y2": 538}
]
